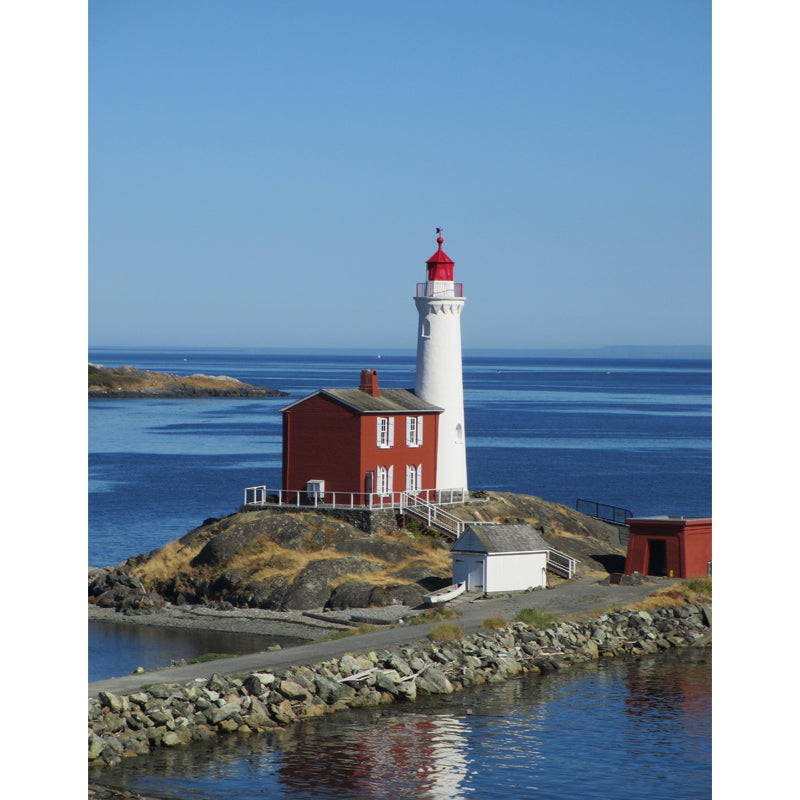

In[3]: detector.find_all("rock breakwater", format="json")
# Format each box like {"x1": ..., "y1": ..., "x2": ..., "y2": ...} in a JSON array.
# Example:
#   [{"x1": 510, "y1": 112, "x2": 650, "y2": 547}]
[{"x1": 88, "y1": 601, "x2": 710, "y2": 768}]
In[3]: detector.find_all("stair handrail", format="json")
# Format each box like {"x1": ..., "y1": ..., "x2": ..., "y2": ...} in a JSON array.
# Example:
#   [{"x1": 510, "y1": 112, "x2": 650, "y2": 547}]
[{"x1": 400, "y1": 493, "x2": 465, "y2": 538}]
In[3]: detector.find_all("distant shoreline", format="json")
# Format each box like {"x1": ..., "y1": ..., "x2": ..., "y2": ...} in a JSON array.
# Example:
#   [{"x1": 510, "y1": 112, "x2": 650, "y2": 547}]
[
  {"x1": 88, "y1": 345, "x2": 711, "y2": 359},
  {"x1": 88, "y1": 363, "x2": 289, "y2": 399}
]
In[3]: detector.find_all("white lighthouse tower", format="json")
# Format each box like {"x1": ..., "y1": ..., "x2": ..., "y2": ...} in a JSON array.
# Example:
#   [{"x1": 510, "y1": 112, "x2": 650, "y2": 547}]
[{"x1": 414, "y1": 230, "x2": 468, "y2": 497}]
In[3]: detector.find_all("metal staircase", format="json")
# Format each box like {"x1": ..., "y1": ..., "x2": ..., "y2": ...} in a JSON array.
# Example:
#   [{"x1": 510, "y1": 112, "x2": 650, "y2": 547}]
[
  {"x1": 400, "y1": 494, "x2": 578, "y2": 577},
  {"x1": 399, "y1": 493, "x2": 465, "y2": 540},
  {"x1": 546, "y1": 548, "x2": 578, "y2": 578}
]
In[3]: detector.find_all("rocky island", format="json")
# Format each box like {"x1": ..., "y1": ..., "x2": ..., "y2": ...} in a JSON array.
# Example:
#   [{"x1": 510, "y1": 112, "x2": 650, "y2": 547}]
[
  {"x1": 88, "y1": 490, "x2": 711, "y2": 779},
  {"x1": 88, "y1": 491, "x2": 629, "y2": 617},
  {"x1": 88, "y1": 363, "x2": 289, "y2": 398}
]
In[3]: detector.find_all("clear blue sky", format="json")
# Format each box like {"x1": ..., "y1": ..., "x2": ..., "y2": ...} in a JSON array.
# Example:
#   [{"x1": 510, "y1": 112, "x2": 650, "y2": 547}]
[{"x1": 89, "y1": 0, "x2": 711, "y2": 350}]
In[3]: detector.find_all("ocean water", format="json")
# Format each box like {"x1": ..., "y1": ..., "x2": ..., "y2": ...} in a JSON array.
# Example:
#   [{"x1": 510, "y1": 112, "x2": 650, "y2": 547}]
[
  {"x1": 88, "y1": 348, "x2": 711, "y2": 797},
  {"x1": 93, "y1": 646, "x2": 712, "y2": 800},
  {"x1": 88, "y1": 347, "x2": 711, "y2": 568}
]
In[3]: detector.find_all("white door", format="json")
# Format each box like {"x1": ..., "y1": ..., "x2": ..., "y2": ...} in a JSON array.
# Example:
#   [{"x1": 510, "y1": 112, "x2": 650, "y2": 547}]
[{"x1": 467, "y1": 558, "x2": 484, "y2": 592}]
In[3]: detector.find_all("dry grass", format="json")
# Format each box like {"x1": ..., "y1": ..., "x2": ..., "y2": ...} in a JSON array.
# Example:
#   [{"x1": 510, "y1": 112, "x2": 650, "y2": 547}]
[
  {"x1": 132, "y1": 538, "x2": 208, "y2": 585},
  {"x1": 564, "y1": 578, "x2": 713, "y2": 621},
  {"x1": 314, "y1": 623, "x2": 378, "y2": 642},
  {"x1": 515, "y1": 608, "x2": 558, "y2": 629},
  {"x1": 131, "y1": 517, "x2": 452, "y2": 594},
  {"x1": 628, "y1": 578, "x2": 712, "y2": 611},
  {"x1": 410, "y1": 606, "x2": 461, "y2": 625},
  {"x1": 428, "y1": 622, "x2": 464, "y2": 642},
  {"x1": 481, "y1": 616, "x2": 507, "y2": 630}
]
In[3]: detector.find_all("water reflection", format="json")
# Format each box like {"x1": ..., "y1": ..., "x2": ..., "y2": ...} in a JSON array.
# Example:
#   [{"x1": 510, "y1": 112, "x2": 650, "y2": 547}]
[
  {"x1": 95, "y1": 648, "x2": 710, "y2": 800},
  {"x1": 276, "y1": 714, "x2": 471, "y2": 799}
]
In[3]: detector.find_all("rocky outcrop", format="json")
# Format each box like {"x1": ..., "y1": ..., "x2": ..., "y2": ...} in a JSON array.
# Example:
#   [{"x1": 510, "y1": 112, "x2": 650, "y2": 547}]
[
  {"x1": 88, "y1": 364, "x2": 289, "y2": 398},
  {"x1": 88, "y1": 492, "x2": 629, "y2": 614},
  {"x1": 89, "y1": 492, "x2": 624, "y2": 614},
  {"x1": 455, "y1": 491, "x2": 628, "y2": 575},
  {"x1": 88, "y1": 510, "x2": 445, "y2": 613},
  {"x1": 88, "y1": 602, "x2": 711, "y2": 768},
  {"x1": 88, "y1": 567, "x2": 165, "y2": 614}
]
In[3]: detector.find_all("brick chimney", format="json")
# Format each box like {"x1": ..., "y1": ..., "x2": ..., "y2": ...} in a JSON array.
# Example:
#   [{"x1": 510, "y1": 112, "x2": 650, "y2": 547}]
[{"x1": 359, "y1": 369, "x2": 380, "y2": 396}]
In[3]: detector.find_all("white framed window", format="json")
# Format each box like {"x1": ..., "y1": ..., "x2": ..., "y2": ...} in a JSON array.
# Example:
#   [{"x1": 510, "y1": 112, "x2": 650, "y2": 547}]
[
  {"x1": 376, "y1": 465, "x2": 393, "y2": 495},
  {"x1": 377, "y1": 416, "x2": 395, "y2": 448},
  {"x1": 406, "y1": 415, "x2": 424, "y2": 447},
  {"x1": 406, "y1": 464, "x2": 422, "y2": 493}
]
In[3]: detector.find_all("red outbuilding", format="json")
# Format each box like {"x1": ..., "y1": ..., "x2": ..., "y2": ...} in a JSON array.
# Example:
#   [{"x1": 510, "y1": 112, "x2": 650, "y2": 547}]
[
  {"x1": 280, "y1": 369, "x2": 442, "y2": 506},
  {"x1": 624, "y1": 516, "x2": 712, "y2": 579}
]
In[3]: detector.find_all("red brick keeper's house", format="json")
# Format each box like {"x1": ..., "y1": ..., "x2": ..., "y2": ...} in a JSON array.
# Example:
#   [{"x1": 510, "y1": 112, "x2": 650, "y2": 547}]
[{"x1": 280, "y1": 369, "x2": 442, "y2": 506}]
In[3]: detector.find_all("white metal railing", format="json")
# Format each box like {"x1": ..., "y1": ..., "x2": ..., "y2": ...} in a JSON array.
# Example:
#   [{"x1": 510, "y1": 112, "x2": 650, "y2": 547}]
[
  {"x1": 243, "y1": 486, "x2": 578, "y2": 578},
  {"x1": 415, "y1": 281, "x2": 464, "y2": 299},
  {"x1": 399, "y1": 492, "x2": 466, "y2": 539},
  {"x1": 243, "y1": 486, "x2": 468, "y2": 511},
  {"x1": 546, "y1": 548, "x2": 578, "y2": 579}
]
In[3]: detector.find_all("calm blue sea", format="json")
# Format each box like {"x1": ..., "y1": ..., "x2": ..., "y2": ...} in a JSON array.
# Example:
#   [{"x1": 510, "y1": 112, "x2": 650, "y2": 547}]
[
  {"x1": 88, "y1": 347, "x2": 711, "y2": 798},
  {"x1": 88, "y1": 347, "x2": 711, "y2": 568},
  {"x1": 93, "y1": 647, "x2": 712, "y2": 800}
]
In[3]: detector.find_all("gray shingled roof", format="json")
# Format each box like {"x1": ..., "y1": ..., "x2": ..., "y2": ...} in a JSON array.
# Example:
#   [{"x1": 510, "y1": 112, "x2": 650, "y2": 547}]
[
  {"x1": 452, "y1": 523, "x2": 551, "y2": 554},
  {"x1": 281, "y1": 388, "x2": 443, "y2": 414}
]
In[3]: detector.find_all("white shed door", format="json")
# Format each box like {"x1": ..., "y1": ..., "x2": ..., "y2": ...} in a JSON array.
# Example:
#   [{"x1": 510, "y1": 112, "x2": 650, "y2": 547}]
[{"x1": 467, "y1": 558, "x2": 484, "y2": 592}]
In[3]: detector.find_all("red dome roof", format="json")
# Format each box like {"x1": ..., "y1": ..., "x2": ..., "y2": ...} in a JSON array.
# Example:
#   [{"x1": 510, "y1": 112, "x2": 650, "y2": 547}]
[{"x1": 426, "y1": 231, "x2": 454, "y2": 281}]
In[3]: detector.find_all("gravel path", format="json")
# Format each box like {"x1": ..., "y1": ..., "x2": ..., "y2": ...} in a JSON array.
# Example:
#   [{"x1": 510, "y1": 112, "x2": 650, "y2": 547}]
[{"x1": 89, "y1": 575, "x2": 677, "y2": 699}]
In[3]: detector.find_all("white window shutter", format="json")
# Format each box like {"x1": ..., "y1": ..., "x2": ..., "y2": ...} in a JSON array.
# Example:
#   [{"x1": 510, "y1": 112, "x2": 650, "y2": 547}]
[
  {"x1": 417, "y1": 416, "x2": 423, "y2": 446},
  {"x1": 388, "y1": 417, "x2": 395, "y2": 447},
  {"x1": 406, "y1": 416, "x2": 412, "y2": 445},
  {"x1": 377, "y1": 465, "x2": 386, "y2": 494},
  {"x1": 417, "y1": 464, "x2": 422, "y2": 488},
  {"x1": 387, "y1": 465, "x2": 394, "y2": 493},
  {"x1": 377, "y1": 418, "x2": 383, "y2": 447}
]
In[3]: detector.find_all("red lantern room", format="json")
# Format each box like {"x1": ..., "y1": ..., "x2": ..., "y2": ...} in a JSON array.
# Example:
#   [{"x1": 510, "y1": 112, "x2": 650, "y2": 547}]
[{"x1": 426, "y1": 228, "x2": 454, "y2": 282}]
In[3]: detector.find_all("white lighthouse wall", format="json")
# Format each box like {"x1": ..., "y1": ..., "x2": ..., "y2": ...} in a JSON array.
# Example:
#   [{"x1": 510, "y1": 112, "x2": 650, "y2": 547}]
[{"x1": 414, "y1": 296, "x2": 468, "y2": 493}]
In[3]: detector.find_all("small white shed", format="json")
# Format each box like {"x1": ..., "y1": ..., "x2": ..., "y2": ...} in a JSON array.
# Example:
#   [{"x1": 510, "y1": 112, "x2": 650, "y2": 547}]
[{"x1": 450, "y1": 523, "x2": 552, "y2": 594}]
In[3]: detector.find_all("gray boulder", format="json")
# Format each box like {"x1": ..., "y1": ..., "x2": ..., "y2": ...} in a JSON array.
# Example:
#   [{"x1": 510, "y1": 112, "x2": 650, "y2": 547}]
[
  {"x1": 415, "y1": 668, "x2": 454, "y2": 695},
  {"x1": 326, "y1": 580, "x2": 375, "y2": 610},
  {"x1": 368, "y1": 583, "x2": 424, "y2": 608},
  {"x1": 281, "y1": 557, "x2": 384, "y2": 610},
  {"x1": 191, "y1": 516, "x2": 311, "y2": 569},
  {"x1": 334, "y1": 538, "x2": 421, "y2": 563}
]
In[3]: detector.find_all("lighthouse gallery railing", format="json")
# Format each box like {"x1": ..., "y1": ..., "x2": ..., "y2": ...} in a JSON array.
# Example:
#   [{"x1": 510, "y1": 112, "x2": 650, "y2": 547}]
[{"x1": 415, "y1": 282, "x2": 463, "y2": 298}]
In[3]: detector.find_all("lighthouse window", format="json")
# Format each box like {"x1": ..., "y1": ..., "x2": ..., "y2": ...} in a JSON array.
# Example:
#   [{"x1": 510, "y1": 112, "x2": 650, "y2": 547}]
[
  {"x1": 422, "y1": 319, "x2": 431, "y2": 337},
  {"x1": 455, "y1": 423, "x2": 464, "y2": 442}
]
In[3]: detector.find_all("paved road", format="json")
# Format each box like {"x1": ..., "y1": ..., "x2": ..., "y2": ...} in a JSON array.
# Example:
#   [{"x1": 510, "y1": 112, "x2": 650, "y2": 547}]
[{"x1": 89, "y1": 576, "x2": 676, "y2": 698}]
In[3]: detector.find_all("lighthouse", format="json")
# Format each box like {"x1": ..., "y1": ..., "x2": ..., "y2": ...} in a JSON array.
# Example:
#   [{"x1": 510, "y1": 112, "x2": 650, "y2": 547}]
[{"x1": 414, "y1": 230, "x2": 468, "y2": 496}]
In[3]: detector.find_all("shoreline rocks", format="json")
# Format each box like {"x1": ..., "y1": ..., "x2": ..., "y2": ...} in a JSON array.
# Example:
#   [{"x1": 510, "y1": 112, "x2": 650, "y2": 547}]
[{"x1": 88, "y1": 601, "x2": 710, "y2": 769}]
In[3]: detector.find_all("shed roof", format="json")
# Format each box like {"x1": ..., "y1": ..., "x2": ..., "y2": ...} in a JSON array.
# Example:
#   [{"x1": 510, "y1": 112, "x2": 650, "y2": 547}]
[
  {"x1": 280, "y1": 388, "x2": 443, "y2": 415},
  {"x1": 451, "y1": 523, "x2": 551, "y2": 554}
]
